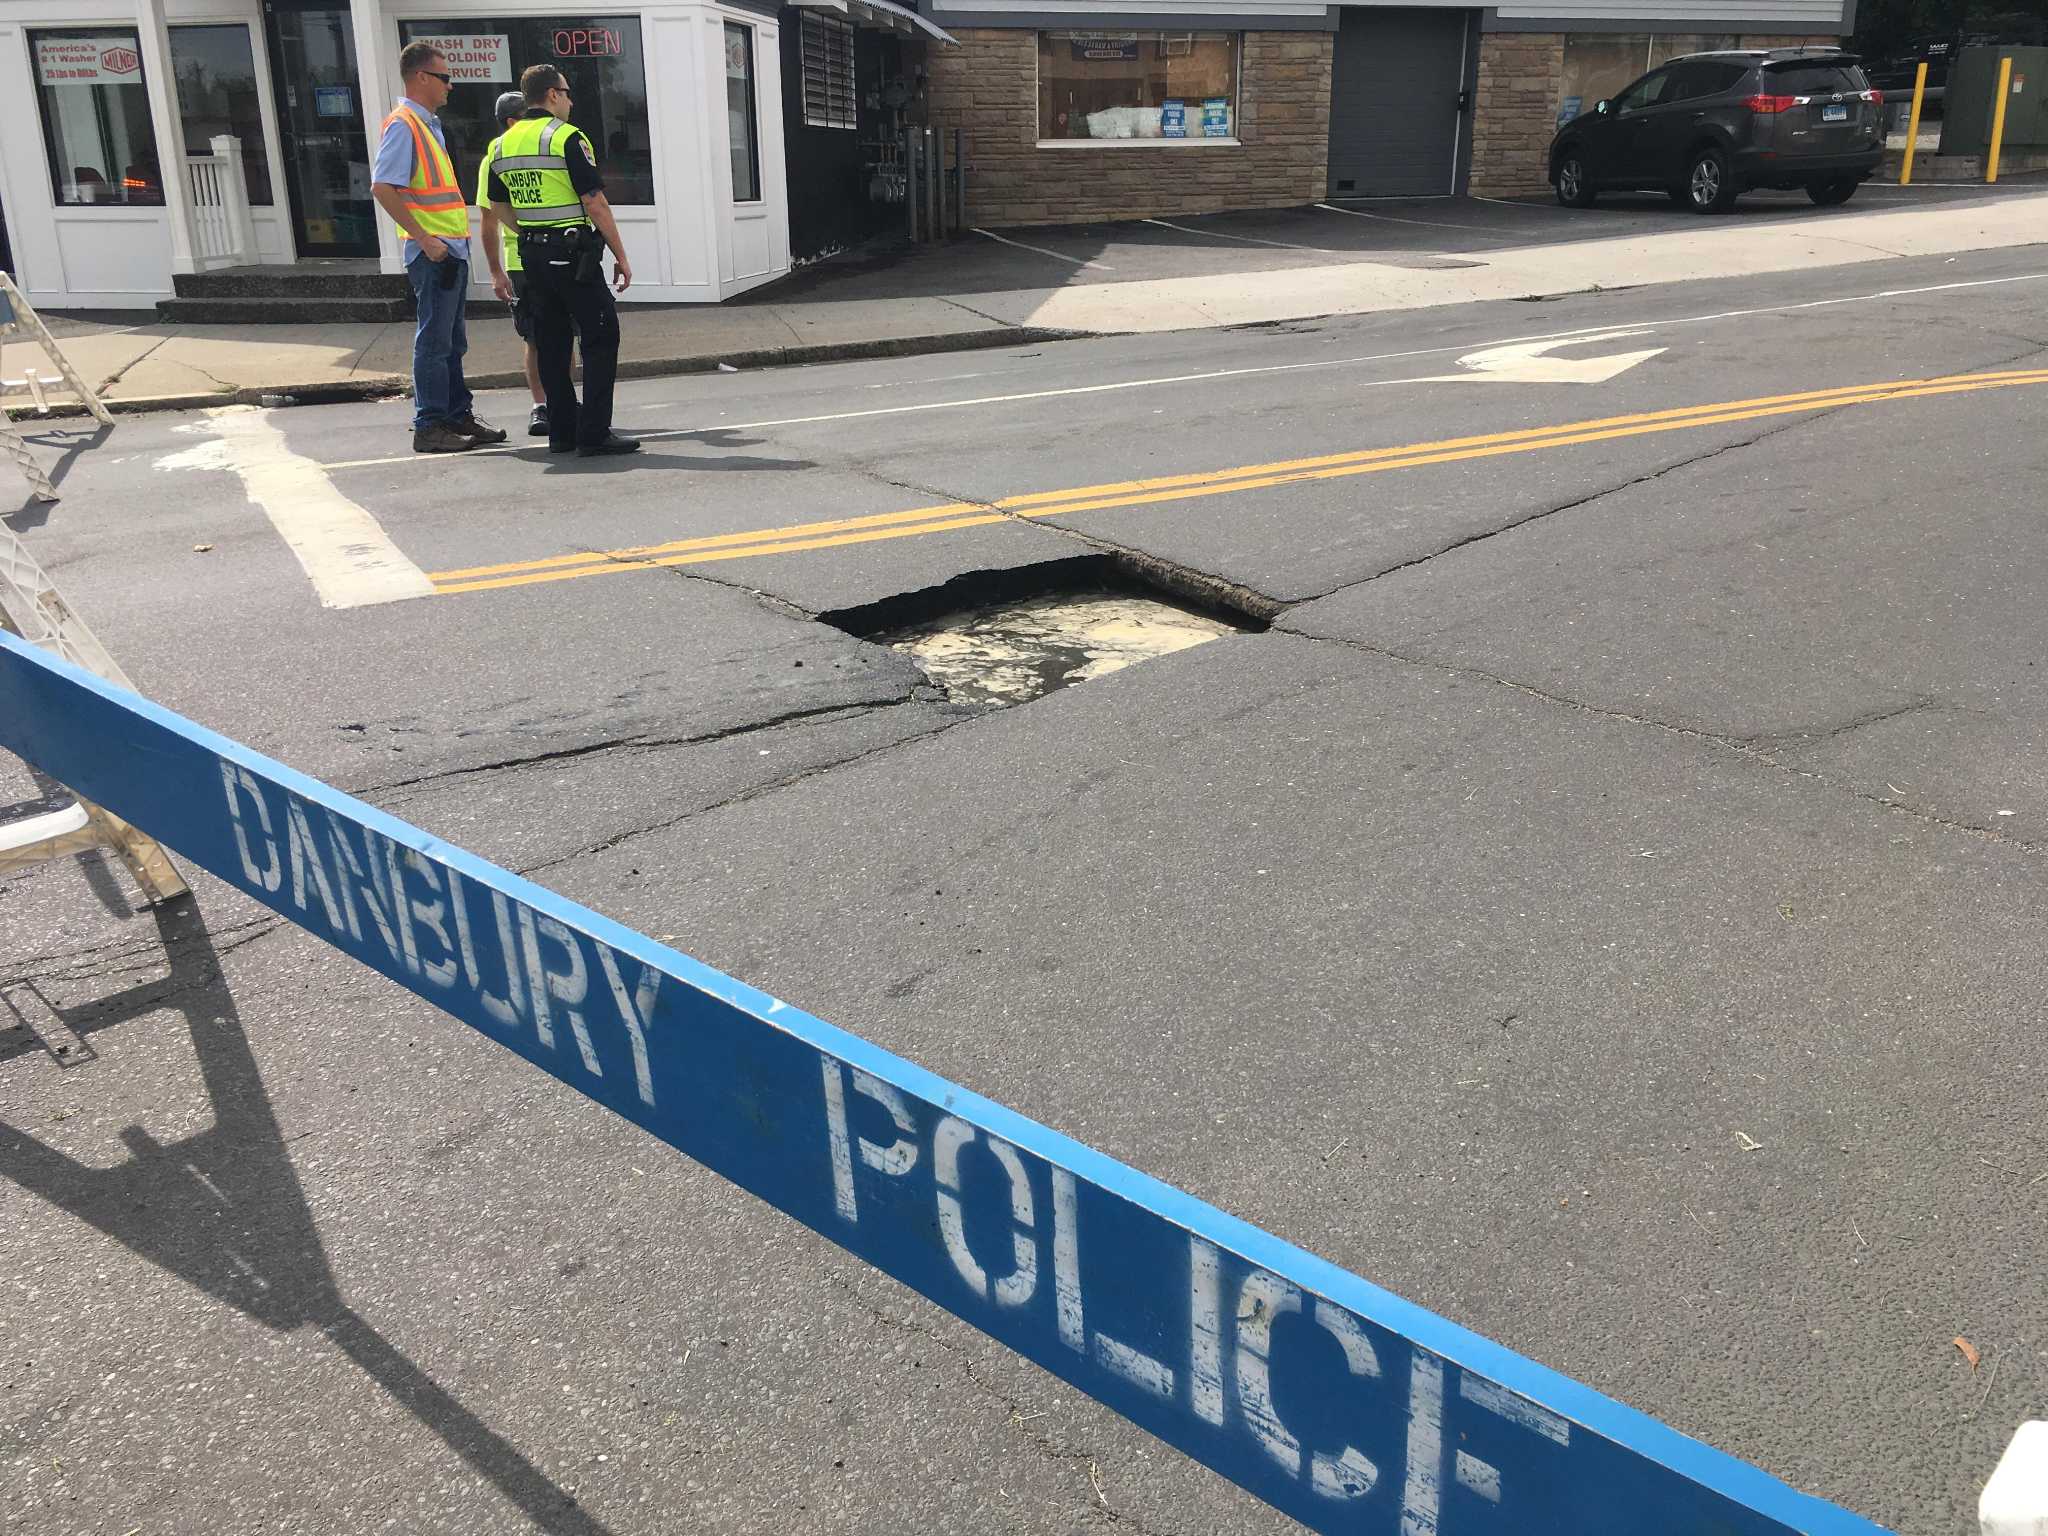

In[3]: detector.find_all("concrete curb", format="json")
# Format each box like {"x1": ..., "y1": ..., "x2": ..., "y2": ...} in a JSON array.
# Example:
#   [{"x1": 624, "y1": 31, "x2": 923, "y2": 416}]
[{"x1": 3, "y1": 324, "x2": 1083, "y2": 423}]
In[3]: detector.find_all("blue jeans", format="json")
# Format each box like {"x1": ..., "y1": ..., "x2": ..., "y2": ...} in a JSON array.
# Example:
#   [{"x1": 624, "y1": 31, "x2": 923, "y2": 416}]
[{"x1": 407, "y1": 254, "x2": 472, "y2": 431}]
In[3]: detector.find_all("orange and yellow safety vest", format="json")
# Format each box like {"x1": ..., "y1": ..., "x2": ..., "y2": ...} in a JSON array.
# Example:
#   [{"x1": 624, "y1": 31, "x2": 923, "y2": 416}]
[{"x1": 379, "y1": 102, "x2": 468, "y2": 241}]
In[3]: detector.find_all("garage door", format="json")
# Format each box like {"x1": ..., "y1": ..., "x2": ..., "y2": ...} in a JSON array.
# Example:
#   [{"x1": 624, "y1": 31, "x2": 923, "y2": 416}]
[{"x1": 1327, "y1": 8, "x2": 1472, "y2": 198}]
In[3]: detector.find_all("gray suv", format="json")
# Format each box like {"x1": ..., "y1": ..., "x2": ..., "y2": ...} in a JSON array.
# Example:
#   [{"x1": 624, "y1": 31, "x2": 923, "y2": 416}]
[{"x1": 1549, "y1": 49, "x2": 1886, "y2": 213}]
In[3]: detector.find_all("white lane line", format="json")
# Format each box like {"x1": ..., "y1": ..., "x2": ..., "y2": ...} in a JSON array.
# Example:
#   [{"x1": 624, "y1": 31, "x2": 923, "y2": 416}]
[
  {"x1": 155, "y1": 406, "x2": 434, "y2": 608},
  {"x1": 1314, "y1": 202, "x2": 1522, "y2": 240},
  {"x1": 972, "y1": 228, "x2": 1114, "y2": 270},
  {"x1": 1141, "y1": 217, "x2": 1338, "y2": 254},
  {"x1": 319, "y1": 267, "x2": 2048, "y2": 474}
]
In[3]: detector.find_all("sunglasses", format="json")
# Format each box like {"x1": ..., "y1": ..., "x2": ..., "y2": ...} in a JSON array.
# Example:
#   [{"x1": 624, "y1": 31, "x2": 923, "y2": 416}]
[{"x1": 419, "y1": 69, "x2": 453, "y2": 85}]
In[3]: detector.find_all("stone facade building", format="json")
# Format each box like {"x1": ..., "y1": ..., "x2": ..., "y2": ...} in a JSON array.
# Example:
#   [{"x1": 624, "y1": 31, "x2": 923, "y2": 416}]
[{"x1": 918, "y1": 0, "x2": 1855, "y2": 222}]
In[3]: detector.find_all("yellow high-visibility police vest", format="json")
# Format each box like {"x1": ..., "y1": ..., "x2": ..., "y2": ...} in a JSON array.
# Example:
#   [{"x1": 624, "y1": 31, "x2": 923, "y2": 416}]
[
  {"x1": 492, "y1": 115, "x2": 594, "y2": 229},
  {"x1": 380, "y1": 102, "x2": 468, "y2": 239},
  {"x1": 476, "y1": 136, "x2": 521, "y2": 272}
]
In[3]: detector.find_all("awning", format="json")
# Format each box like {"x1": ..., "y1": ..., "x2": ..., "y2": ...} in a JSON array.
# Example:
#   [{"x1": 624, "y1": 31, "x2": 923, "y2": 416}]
[{"x1": 789, "y1": 0, "x2": 958, "y2": 45}]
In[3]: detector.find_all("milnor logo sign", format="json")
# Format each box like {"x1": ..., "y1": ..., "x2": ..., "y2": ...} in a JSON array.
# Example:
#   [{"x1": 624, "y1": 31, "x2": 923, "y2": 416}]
[
  {"x1": 0, "y1": 630, "x2": 1888, "y2": 1536},
  {"x1": 34, "y1": 35, "x2": 143, "y2": 86}
]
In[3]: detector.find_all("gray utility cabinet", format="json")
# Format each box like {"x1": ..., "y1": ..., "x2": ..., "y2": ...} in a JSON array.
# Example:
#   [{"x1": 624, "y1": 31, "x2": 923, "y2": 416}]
[{"x1": 1940, "y1": 45, "x2": 2048, "y2": 155}]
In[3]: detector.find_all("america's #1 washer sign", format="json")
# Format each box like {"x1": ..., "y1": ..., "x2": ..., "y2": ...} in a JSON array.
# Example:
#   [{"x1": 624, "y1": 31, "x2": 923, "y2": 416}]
[{"x1": 0, "y1": 628, "x2": 1888, "y2": 1536}]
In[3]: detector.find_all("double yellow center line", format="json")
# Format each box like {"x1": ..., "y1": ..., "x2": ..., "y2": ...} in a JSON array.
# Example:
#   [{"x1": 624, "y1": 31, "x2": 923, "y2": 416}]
[{"x1": 429, "y1": 368, "x2": 2048, "y2": 596}]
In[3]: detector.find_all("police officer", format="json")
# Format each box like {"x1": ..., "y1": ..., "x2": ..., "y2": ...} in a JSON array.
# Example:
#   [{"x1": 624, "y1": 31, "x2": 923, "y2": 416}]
[
  {"x1": 477, "y1": 89, "x2": 553, "y2": 438},
  {"x1": 485, "y1": 64, "x2": 637, "y2": 458}
]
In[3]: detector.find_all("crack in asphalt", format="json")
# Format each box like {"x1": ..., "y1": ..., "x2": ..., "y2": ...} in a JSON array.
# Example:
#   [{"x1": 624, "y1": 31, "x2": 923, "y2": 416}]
[
  {"x1": 578, "y1": 543, "x2": 813, "y2": 620},
  {"x1": 1, "y1": 912, "x2": 283, "y2": 989},
  {"x1": 1, "y1": 915, "x2": 288, "y2": 1015},
  {"x1": 359, "y1": 697, "x2": 923, "y2": 799},
  {"x1": 820, "y1": 1268, "x2": 1184, "y2": 1535},
  {"x1": 1283, "y1": 409, "x2": 1828, "y2": 610},
  {"x1": 1274, "y1": 625, "x2": 2043, "y2": 853},
  {"x1": 517, "y1": 709, "x2": 964, "y2": 874}
]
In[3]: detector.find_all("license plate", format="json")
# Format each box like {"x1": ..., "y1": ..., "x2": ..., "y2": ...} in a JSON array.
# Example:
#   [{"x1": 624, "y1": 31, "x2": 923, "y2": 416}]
[{"x1": 1822, "y1": 103, "x2": 1849, "y2": 121}]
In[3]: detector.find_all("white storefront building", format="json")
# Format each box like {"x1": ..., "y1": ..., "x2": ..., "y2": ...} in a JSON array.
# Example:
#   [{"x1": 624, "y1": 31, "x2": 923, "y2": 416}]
[{"x1": 0, "y1": 0, "x2": 797, "y2": 309}]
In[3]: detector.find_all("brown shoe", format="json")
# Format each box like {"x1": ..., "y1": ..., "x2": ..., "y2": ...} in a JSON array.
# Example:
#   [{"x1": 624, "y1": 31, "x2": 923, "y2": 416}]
[
  {"x1": 448, "y1": 413, "x2": 509, "y2": 445},
  {"x1": 413, "y1": 424, "x2": 478, "y2": 454}
]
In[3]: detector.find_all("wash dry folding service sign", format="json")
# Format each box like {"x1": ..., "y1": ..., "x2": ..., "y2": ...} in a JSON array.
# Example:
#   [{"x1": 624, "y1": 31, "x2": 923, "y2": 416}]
[{"x1": 405, "y1": 33, "x2": 511, "y2": 82}]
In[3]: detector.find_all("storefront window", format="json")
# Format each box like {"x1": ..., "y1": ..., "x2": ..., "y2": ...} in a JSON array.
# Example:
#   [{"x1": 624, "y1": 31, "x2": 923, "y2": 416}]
[
  {"x1": 30, "y1": 29, "x2": 164, "y2": 206},
  {"x1": 726, "y1": 23, "x2": 761, "y2": 202},
  {"x1": 1037, "y1": 32, "x2": 1239, "y2": 142},
  {"x1": 398, "y1": 18, "x2": 654, "y2": 204},
  {"x1": 171, "y1": 25, "x2": 274, "y2": 206}
]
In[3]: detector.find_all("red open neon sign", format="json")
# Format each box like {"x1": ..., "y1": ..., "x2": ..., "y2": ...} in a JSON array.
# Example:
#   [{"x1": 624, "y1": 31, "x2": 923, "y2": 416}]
[{"x1": 553, "y1": 27, "x2": 621, "y2": 57}]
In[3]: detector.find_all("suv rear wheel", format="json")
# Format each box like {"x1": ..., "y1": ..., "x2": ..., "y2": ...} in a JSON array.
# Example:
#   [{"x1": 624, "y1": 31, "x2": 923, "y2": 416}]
[
  {"x1": 1684, "y1": 146, "x2": 1738, "y2": 214},
  {"x1": 1807, "y1": 176, "x2": 1860, "y2": 207},
  {"x1": 1555, "y1": 151, "x2": 1596, "y2": 208}
]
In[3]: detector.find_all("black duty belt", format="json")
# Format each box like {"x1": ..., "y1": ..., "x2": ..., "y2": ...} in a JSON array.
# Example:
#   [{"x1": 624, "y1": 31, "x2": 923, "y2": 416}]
[{"x1": 516, "y1": 225, "x2": 595, "y2": 243}]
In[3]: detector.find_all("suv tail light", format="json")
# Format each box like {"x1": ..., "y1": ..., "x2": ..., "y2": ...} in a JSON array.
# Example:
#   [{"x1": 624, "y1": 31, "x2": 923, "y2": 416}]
[
  {"x1": 1863, "y1": 88, "x2": 1885, "y2": 105},
  {"x1": 1744, "y1": 93, "x2": 1800, "y2": 113}
]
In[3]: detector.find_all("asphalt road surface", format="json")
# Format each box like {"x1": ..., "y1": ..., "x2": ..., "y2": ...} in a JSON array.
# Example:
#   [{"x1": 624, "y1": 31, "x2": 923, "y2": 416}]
[{"x1": 6, "y1": 240, "x2": 2048, "y2": 1536}]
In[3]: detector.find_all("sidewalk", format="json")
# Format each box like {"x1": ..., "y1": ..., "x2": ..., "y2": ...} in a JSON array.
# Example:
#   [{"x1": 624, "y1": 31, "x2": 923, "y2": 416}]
[{"x1": 8, "y1": 185, "x2": 2047, "y2": 420}]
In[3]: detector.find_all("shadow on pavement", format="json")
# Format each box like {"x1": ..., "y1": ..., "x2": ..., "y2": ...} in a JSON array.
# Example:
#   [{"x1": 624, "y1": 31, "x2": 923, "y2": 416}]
[
  {"x1": 0, "y1": 898, "x2": 615, "y2": 1536},
  {"x1": 3, "y1": 421, "x2": 112, "y2": 530}
]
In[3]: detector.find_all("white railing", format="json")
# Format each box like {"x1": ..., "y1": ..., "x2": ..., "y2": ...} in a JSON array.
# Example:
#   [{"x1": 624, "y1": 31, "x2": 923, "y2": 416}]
[{"x1": 183, "y1": 134, "x2": 256, "y2": 271}]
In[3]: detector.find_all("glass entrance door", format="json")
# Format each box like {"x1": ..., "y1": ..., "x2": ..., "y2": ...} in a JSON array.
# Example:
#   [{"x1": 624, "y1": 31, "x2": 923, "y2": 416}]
[{"x1": 264, "y1": 1, "x2": 376, "y2": 256}]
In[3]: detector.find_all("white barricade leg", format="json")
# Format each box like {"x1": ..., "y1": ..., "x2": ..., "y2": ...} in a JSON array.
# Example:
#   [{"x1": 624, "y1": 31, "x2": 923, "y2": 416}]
[
  {"x1": 0, "y1": 523, "x2": 186, "y2": 904},
  {"x1": 0, "y1": 270, "x2": 115, "y2": 428},
  {"x1": 2, "y1": 420, "x2": 59, "y2": 502}
]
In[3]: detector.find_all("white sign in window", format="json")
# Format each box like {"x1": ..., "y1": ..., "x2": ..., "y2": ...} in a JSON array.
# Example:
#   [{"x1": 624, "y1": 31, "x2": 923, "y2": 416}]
[
  {"x1": 36, "y1": 36, "x2": 143, "y2": 87},
  {"x1": 405, "y1": 33, "x2": 512, "y2": 83}
]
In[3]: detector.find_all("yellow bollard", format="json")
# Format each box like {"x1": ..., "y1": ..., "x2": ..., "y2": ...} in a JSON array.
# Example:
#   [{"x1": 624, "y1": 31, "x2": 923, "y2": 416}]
[
  {"x1": 1899, "y1": 60, "x2": 1929, "y2": 184},
  {"x1": 1988, "y1": 54, "x2": 2014, "y2": 182}
]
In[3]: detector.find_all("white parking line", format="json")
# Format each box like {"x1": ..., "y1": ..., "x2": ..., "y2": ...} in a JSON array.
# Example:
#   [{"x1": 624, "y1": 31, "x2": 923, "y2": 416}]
[
  {"x1": 154, "y1": 407, "x2": 434, "y2": 608},
  {"x1": 1471, "y1": 194, "x2": 1587, "y2": 214},
  {"x1": 314, "y1": 268, "x2": 2048, "y2": 475},
  {"x1": 1140, "y1": 217, "x2": 1339, "y2": 254},
  {"x1": 1314, "y1": 202, "x2": 1522, "y2": 240},
  {"x1": 972, "y1": 228, "x2": 1114, "y2": 269}
]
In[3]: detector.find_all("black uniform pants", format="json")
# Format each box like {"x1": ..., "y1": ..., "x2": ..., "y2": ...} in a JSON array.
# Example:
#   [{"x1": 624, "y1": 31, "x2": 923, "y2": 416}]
[{"x1": 518, "y1": 230, "x2": 620, "y2": 450}]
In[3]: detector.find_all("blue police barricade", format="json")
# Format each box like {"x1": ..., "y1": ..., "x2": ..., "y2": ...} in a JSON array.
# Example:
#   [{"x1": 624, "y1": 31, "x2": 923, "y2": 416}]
[{"x1": 0, "y1": 628, "x2": 1889, "y2": 1536}]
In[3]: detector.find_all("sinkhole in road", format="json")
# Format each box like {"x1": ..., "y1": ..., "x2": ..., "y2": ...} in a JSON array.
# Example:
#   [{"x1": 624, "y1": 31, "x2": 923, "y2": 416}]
[{"x1": 820, "y1": 555, "x2": 1266, "y2": 709}]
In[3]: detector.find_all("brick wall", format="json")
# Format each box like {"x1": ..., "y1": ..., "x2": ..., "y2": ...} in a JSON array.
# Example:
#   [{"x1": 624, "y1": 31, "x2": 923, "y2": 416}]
[
  {"x1": 926, "y1": 30, "x2": 1333, "y2": 226},
  {"x1": 1469, "y1": 33, "x2": 1565, "y2": 198},
  {"x1": 1467, "y1": 32, "x2": 1844, "y2": 199}
]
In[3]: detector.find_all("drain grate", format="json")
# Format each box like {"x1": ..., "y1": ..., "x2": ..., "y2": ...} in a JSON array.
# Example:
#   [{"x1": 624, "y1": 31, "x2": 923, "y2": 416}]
[{"x1": 820, "y1": 556, "x2": 1264, "y2": 708}]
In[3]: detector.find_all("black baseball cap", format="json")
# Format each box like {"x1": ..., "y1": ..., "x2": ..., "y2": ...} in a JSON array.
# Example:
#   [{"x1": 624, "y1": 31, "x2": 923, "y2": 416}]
[{"x1": 494, "y1": 90, "x2": 525, "y2": 124}]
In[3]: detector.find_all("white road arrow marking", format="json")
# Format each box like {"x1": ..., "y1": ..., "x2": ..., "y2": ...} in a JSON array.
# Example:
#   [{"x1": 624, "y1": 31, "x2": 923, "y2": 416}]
[{"x1": 1421, "y1": 329, "x2": 1667, "y2": 385}]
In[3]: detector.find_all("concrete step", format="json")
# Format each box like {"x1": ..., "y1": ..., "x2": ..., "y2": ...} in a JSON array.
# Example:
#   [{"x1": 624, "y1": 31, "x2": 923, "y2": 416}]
[
  {"x1": 170, "y1": 263, "x2": 404, "y2": 300},
  {"x1": 155, "y1": 295, "x2": 414, "y2": 325},
  {"x1": 1877, "y1": 146, "x2": 2048, "y2": 180}
]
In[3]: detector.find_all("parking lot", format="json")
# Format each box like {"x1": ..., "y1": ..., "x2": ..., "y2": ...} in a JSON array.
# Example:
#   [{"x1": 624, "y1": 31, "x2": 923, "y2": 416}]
[{"x1": 756, "y1": 181, "x2": 2047, "y2": 300}]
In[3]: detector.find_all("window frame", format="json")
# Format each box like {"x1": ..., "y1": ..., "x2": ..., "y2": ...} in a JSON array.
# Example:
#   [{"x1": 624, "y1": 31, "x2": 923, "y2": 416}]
[
  {"x1": 1033, "y1": 30, "x2": 1246, "y2": 149},
  {"x1": 28, "y1": 25, "x2": 166, "y2": 209},
  {"x1": 800, "y1": 12, "x2": 857, "y2": 132},
  {"x1": 396, "y1": 16, "x2": 658, "y2": 207},
  {"x1": 724, "y1": 20, "x2": 763, "y2": 204},
  {"x1": 168, "y1": 20, "x2": 277, "y2": 207},
  {"x1": 1612, "y1": 68, "x2": 1674, "y2": 115}
]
